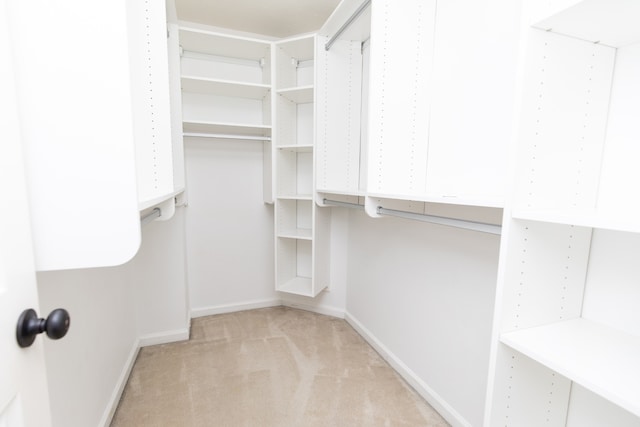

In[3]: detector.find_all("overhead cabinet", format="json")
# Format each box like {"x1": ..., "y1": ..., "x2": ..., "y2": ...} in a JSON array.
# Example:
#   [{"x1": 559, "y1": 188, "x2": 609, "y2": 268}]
[
  {"x1": 487, "y1": 0, "x2": 640, "y2": 425},
  {"x1": 10, "y1": 0, "x2": 184, "y2": 271}
]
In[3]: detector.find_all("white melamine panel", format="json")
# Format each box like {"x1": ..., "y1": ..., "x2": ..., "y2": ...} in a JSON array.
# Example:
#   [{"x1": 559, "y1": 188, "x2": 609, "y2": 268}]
[
  {"x1": 296, "y1": 103, "x2": 314, "y2": 146},
  {"x1": 500, "y1": 220, "x2": 591, "y2": 332},
  {"x1": 277, "y1": 151, "x2": 313, "y2": 198},
  {"x1": 312, "y1": 205, "x2": 331, "y2": 296},
  {"x1": 489, "y1": 345, "x2": 571, "y2": 427},
  {"x1": 316, "y1": 36, "x2": 363, "y2": 193},
  {"x1": 182, "y1": 92, "x2": 265, "y2": 126},
  {"x1": 275, "y1": 95, "x2": 297, "y2": 146},
  {"x1": 183, "y1": 121, "x2": 271, "y2": 137},
  {"x1": 278, "y1": 87, "x2": 314, "y2": 103},
  {"x1": 10, "y1": 1, "x2": 140, "y2": 270},
  {"x1": 533, "y1": 0, "x2": 640, "y2": 47},
  {"x1": 277, "y1": 238, "x2": 313, "y2": 296},
  {"x1": 181, "y1": 54, "x2": 263, "y2": 84},
  {"x1": 582, "y1": 229, "x2": 640, "y2": 337},
  {"x1": 426, "y1": 0, "x2": 520, "y2": 202},
  {"x1": 596, "y1": 43, "x2": 640, "y2": 217},
  {"x1": 296, "y1": 61, "x2": 315, "y2": 87},
  {"x1": 127, "y1": 0, "x2": 174, "y2": 206},
  {"x1": 275, "y1": 35, "x2": 315, "y2": 90},
  {"x1": 367, "y1": 0, "x2": 436, "y2": 196},
  {"x1": 512, "y1": 209, "x2": 640, "y2": 234},
  {"x1": 566, "y1": 385, "x2": 640, "y2": 427},
  {"x1": 167, "y1": 23, "x2": 185, "y2": 192},
  {"x1": 181, "y1": 76, "x2": 270, "y2": 100},
  {"x1": 514, "y1": 30, "x2": 615, "y2": 211},
  {"x1": 502, "y1": 318, "x2": 640, "y2": 417},
  {"x1": 179, "y1": 28, "x2": 271, "y2": 61},
  {"x1": 277, "y1": 199, "x2": 312, "y2": 239}
]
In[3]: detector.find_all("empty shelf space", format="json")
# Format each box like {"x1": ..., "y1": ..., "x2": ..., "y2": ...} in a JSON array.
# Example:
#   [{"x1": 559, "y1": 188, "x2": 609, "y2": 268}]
[
  {"x1": 179, "y1": 28, "x2": 270, "y2": 61},
  {"x1": 512, "y1": 209, "x2": 640, "y2": 234},
  {"x1": 277, "y1": 86, "x2": 314, "y2": 103},
  {"x1": 501, "y1": 318, "x2": 640, "y2": 417},
  {"x1": 277, "y1": 229, "x2": 312, "y2": 240},
  {"x1": 277, "y1": 276, "x2": 313, "y2": 297},
  {"x1": 183, "y1": 121, "x2": 271, "y2": 137},
  {"x1": 181, "y1": 76, "x2": 270, "y2": 99}
]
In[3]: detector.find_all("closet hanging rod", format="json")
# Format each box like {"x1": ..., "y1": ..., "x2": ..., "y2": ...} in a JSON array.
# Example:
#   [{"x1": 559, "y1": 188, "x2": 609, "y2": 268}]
[
  {"x1": 325, "y1": 0, "x2": 371, "y2": 51},
  {"x1": 323, "y1": 198, "x2": 364, "y2": 210},
  {"x1": 183, "y1": 132, "x2": 271, "y2": 141},
  {"x1": 377, "y1": 206, "x2": 502, "y2": 235},
  {"x1": 140, "y1": 207, "x2": 161, "y2": 226}
]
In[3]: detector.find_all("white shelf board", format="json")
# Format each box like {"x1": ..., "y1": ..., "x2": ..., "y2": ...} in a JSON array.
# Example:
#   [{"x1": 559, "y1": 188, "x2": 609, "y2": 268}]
[
  {"x1": 501, "y1": 318, "x2": 640, "y2": 417},
  {"x1": 178, "y1": 27, "x2": 271, "y2": 60},
  {"x1": 276, "y1": 144, "x2": 313, "y2": 152},
  {"x1": 277, "y1": 276, "x2": 313, "y2": 296},
  {"x1": 138, "y1": 188, "x2": 184, "y2": 212},
  {"x1": 181, "y1": 76, "x2": 270, "y2": 100},
  {"x1": 317, "y1": 188, "x2": 366, "y2": 197},
  {"x1": 512, "y1": 209, "x2": 640, "y2": 234},
  {"x1": 366, "y1": 192, "x2": 505, "y2": 209},
  {"x1": 277, "y1": 86, "x2": 314, "y2": 103},
  {"x1": 533, "y1": 0, "x2": 640, "y2": 47},
  {"x1": 183, "y1": 121, "x2": 271, "y2": 137},
  {"x1": 277, "y1": 194, "x2": 313, "y2": 201},
  {"x1": 277, "y1": 229, "x2": 312, "y2": 240}
]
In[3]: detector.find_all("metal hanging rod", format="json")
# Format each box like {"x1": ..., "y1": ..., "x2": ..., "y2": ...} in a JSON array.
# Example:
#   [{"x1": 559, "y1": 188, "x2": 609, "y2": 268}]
[
  {"x1": 325, "y1": 0, "x2": 371, "y2": 51},
  {"x1": 323, "y1": 198, "x2": 364, "y2": 210},
  {"x1": 183, "y1": 132, "x2": 271, "y2": 141},
  {"x1": 377, "y1": 206, "x2": 502, "y2": 235},
  {"x1": 140, "y1": 208, "x2": 161, "y2": 226}
]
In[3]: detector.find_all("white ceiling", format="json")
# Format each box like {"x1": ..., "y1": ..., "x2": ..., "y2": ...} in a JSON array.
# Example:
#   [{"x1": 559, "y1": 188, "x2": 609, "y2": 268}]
[{"x1": 175, "y1": 0, "x2": 342, "y2": 38}]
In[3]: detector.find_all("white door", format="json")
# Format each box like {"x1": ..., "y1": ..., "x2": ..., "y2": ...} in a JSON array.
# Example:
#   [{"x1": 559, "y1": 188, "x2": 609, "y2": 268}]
[{"x1": 0, "y1": 1, "x2": 53, "y2": 425}]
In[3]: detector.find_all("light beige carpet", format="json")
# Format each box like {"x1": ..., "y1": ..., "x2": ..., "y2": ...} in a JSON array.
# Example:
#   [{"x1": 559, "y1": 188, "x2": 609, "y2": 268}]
[{"x1": 111, "y1": 307, "x2": 449, "y2": 426}]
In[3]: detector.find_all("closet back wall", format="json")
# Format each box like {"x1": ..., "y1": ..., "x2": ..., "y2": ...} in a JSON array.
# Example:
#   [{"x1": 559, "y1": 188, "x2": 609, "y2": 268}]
[
  {"x1": 345, "y1": 209, "x2": 500, "y2": 427},
  {"x1": 185, "y1": 138, "x2": 278, "y2": 314}
]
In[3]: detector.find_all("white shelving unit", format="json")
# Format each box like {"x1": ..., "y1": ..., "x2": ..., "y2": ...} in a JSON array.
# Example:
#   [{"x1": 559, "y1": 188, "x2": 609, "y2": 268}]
[
  {"x1": 274, "y1": 34, "x2": 331, "y2": 297},
  {"x1": 179, "y1": 27, "x2": 272, "y2": 140},
  {"x1": 486, "y1": 1, "x2": 640, "y2": 425}
]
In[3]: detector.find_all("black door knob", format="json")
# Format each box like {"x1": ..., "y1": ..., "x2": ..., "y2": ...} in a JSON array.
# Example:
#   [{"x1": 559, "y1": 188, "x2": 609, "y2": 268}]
[{"x1": 16, "y1": 308, "x2": 70, "y2": 348}]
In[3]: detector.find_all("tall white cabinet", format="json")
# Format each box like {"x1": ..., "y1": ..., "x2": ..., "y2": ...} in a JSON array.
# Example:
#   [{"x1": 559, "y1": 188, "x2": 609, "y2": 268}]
[{"x1": 486, "y1": 1, "x2": 640, "y2": 425}]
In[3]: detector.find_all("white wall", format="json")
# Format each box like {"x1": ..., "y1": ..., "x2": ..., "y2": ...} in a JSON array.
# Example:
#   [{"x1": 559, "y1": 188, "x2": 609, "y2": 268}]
[
  {"x1": 345, "y1": 209, "x2": 500, "y2": 427},
  {"x1": 36, "y1": 210, "x2": 189, "y2": 427},
  {"x1": 184, "y1": 138, "x2": 279, "y2": 315}
]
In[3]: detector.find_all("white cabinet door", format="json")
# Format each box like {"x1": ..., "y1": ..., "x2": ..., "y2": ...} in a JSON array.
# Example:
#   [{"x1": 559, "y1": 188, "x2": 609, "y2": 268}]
[{"x1": 0, "y1": 3, "x2": 52, "y2": 424}]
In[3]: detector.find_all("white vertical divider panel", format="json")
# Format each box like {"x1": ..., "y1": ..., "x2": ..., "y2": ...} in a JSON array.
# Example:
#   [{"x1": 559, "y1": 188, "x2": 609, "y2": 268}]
[
  {"x1": 316, "y1": 36, "x2": 363, "y2": 193},
  {"x1": 8, "y1": 1, "x2": 141, "y2": 270},
  {"x1": 514, "y1": 31, "x2": 614, "y2": 211},
  {"x1": 426, "y1": 0, "x2": 521, "y2": 202},
  {"x1": 366, "y1": 0, "x2": 436, "y2": 196},
  {"x1": 127, "y1": 0, "x2": 175, "y2": 207},
  {"x1": 312, "y1": 206, "x2": 331, "y2": 296},
  {"x1": 596, "y1": 44, "x2": 640, "y2": 216},
  {"x1": 167, "y1": 22, "x2": 186, "y2": 192}
]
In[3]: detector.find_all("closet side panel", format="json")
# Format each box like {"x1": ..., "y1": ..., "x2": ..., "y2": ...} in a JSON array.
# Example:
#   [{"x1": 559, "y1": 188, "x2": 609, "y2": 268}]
[{"x1": 366, "y1": 0, "x2": 436, "y2": 197}]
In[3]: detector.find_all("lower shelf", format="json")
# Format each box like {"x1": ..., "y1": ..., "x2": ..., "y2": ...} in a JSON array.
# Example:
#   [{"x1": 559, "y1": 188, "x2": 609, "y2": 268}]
[
  {"x1": 277, "y1": 277, "x2": 312, "y2": 297},
  {"x1": 501, "y1": 318, "x2": 640, "y2": 417}
]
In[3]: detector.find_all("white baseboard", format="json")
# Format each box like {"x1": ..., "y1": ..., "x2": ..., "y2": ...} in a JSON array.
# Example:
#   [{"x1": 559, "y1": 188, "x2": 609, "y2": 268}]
[
  {"x1": 99, "y1": 338, "x2": 140, "y2": 427},
  {"x1": 190, "y1": 298, "x2": 282, "y2": 318},
  {"x1": 281, "y1": 299, "x2": 345, "y2": 319},
  {"x1": 344, "y1": 312, "x2": 472, "y2": 427},
  {"x1": 139, "y1": 327, "x2": 190, "y2": 347}
]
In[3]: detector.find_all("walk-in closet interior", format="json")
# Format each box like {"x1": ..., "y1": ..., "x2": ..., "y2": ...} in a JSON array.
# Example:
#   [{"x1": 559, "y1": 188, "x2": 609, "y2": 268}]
[{"x1": 3, "y1": 0, "x2": 640, "y2": 426}]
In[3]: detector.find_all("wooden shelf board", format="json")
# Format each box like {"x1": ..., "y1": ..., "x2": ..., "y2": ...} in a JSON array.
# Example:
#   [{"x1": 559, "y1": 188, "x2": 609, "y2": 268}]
[
  {"x1": 277, "y1": 229, "x2": 312, "y2": 240},
  {"x1": 277, "y1": 86, "x2": 314, "y2": 103},
  {"x1": 276, "y1": 144, "x2": 313, "y2": 152},
  {"x1": 533, "y1": 0, "x2": 640, "y2": 47},
  {"x1": 501, "y1": 318, "x2": 640, "y2": 417},
  {"x1": 183, "y1": 121, "x2": 271, "y2": 137},
  {"x1": 277, "y1": 276, "x2": 313, "y2": 296},
  {"x1": 512, "y1": 209, "x2": 640, "y2": 234},
  {"x1": 178, "y1": 27, "x2": 271, "y2": 60},
  {"x1": 181, "y1": 76, "x2": 270, "y2": 99}
]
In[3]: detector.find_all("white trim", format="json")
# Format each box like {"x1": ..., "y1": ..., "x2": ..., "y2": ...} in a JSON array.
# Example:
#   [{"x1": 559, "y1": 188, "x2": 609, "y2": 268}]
[
  {"x1": 281, "y1": 299, "x2": 345, "y2": 319},
  {"x1": 190, "y1": 298, "x2": 282, "y2": 318},
  {"x1": 98, "y1": 338, "x2": 140, "y2": 427},
  {"x1": 344, "y1": 312, "x2": 472, "y2": 427},
  {"x1": 138, "y1": 328, "x2": 190, "y2": 347}
]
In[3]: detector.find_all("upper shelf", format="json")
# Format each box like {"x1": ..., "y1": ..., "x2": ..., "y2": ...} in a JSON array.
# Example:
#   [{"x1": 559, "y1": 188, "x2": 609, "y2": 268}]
[
  {"x1": 179, "y1": 27, "x2": 271, "y2": 60},
  {"x1": 532, "y1": 0, "x2": 640, "y2": 47},
  {"x1": 183, "y1": 121, "x2": 271, "y2": 137},
  {"x1": 512, "y1": 208, "x2": 640, "y2": 234},
  {"x1": 181, "y1": 76, "x2": 270, "y2": 100},
  {"x1": 501, "y1": 317, "x2": 640, "y2": 417},
  {"x1": 277, "y1": 86, "x2": 314, "y2": 103}
]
